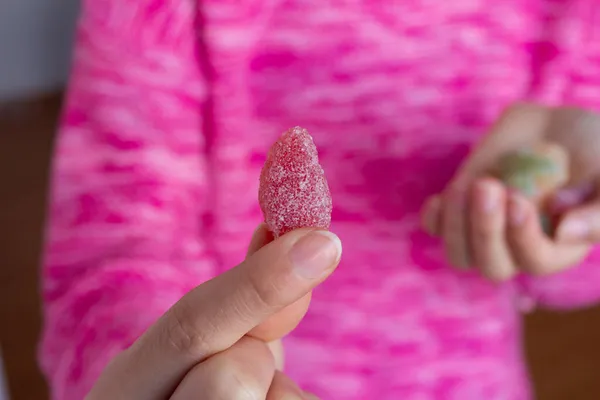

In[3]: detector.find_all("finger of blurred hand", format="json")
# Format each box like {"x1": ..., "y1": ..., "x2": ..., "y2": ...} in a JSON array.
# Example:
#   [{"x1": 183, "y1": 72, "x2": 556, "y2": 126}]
[
  {"x1": 170, "y1": 336, "x2": 274, "y2": 400},
  {"x1": 91, "y1": 228, "x2": 342, "y2": 399},
  {"x1": 548, "y1": 182, "x2": 596, "y2": 215},
  {"x1": 442, "y1": 183, "x2": 471, "y2": 268},
  {"x1": 556, "y1": 201, "x2": 600, "y2": 243},
  {"x1": 507, "y1": 192, "x2": 588, "y2": 275},
  {"x1": 266, "y1": 371, "x2": 307, "y2": 400},
  {"x1": 469, "y1": 179, "x2": 517, "y2": 281},
  {"x1": 437, "y1": 104, "x2": 551, "y2": 268},
  {"x1": 421, "y1": 195, "x2": 442, "y2": 236}
]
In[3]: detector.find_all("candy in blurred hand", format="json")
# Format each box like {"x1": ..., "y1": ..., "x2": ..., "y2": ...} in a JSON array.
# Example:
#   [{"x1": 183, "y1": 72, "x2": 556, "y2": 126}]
[
  {"x1": 494, "y1": 141, "x2": 569, "y2": 234},
  {"x1": 259, "y1": 126, "x2": 332, "y2": 237},
  {"x1": 495, "y1": 141, "x2": 569, "y2": 205}
]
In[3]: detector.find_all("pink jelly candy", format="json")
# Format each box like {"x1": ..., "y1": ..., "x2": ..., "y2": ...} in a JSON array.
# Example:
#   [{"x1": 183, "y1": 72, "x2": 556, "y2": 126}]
[{"x1": 259, "y1": 126, "x2": 332, "y2": 237}]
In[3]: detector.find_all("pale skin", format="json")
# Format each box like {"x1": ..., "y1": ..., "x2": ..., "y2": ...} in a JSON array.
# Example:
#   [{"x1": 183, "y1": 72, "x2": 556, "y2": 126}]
[
  {"x1": 86, "y1": 226, "x2": 341, "y2": 400},
  {"x1": 88, "y1": 103, "x2": 600, "y2": 399},
  {"x1": 421, "y1": 103, "x2": 600, "y2": 281}
]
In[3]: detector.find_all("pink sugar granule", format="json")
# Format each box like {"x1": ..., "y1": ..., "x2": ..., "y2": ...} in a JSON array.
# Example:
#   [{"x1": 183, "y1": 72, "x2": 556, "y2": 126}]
[{"x1": 259, "y1": 126, "x2": 332, "y2": 237}]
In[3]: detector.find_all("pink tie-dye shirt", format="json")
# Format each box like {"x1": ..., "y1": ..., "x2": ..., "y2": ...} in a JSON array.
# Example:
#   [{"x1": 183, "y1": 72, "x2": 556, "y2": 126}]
[{"x1": 40, "y1": 1, "x2": 600, "y2": 399}]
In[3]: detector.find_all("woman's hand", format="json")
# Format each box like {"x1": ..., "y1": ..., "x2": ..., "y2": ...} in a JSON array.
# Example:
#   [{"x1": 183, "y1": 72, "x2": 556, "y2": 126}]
[
  {"x1": 86, "y1": 225, "x2": 341, "y2": 399},
  {"x1": 421, "y1": 103, "x2": 600, "y2": 281}
]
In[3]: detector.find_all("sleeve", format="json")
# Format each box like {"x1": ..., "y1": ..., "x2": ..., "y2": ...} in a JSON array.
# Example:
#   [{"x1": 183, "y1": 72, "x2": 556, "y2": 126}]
[
  {"x1": 38, "y1": 2, "x2": 216, "y2": 399},
  {"x1": 518, "y1": 9, "x2": 600, "y2": 311}
]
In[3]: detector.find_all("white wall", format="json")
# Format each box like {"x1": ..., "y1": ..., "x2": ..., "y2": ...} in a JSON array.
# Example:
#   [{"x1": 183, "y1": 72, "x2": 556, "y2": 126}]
[{"x1": 0, "y1": 0, "x2": 80, "y2": 100}]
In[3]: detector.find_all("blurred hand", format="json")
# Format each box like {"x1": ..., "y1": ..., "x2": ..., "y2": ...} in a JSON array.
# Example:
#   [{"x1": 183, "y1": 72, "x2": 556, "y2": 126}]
[
  {"x1": 421, "y1": 103, "x2": 600, "y2": 281},
  {"x1": 87, "y1": 225, "x2": 341, "y2": 399}
]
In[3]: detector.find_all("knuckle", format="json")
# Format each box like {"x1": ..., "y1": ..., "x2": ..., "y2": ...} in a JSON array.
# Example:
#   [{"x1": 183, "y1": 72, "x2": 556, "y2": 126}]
[{"x1": 163, "y1": 304, "x2": 212, "y2": 359}]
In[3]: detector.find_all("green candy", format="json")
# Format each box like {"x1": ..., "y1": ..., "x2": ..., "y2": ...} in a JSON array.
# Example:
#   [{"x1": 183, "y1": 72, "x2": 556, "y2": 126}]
[
  {"x1": 494, "y1": 145, "x2": 568, "y2": 237},
  {"x1": 496, "y1": 150, "x2": 560, "y2": 198}
]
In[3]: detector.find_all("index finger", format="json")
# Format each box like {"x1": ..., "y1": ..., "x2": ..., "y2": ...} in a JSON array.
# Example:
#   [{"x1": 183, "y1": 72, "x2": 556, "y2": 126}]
[
  {"x1": 507, "y1": 192, "x2": 588, "y2": 275},
  {"x1": 245, "y1": 224, "x2": 314, "y2": 342},
  {"x1": 246, "y1": 225, "x2": 314, "y2": 342},
  {"x1": 91, "y1": 228, "x2": 341, "y2": 399}
]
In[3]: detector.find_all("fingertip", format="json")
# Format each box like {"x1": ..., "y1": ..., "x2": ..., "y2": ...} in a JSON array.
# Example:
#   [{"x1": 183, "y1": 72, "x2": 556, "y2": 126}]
[
  {"x1": 554, "y1": 198, "x2": 600, "y2": 243},
  {"x1": 314, "y1": 230, "x2": 343, "y2": 265},
  {"x1": 468, "y1": 179, "x2": 518, "y2": 280},
  {"x1": 288, "y1": 230, "x2": 342, "y2": 280},
  {"x1": 507, "y1": 192, "x2": 531, "y2": 228},
  {"x1": 505, "y1": 194, "x2": 560, "y2": 276},
  {"x1": 506, "y1": 192, "x2": 543, "y2": 252},
  {"x1": 556, "y1": 215, "x2": 590, "y2": 243},
  {"x1": 471, "y1": 178, "x2": 504, "y2": 215}
]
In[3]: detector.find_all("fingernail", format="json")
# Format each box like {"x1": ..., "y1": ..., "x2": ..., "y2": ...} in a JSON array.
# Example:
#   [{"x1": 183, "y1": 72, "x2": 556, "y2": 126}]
[
  {"x1": 476, "y1": 181, "x2": 500, "y2": 213},
  {"x1": 558, "y1": 218, "x2": 590, "y2": 241},
  {"x1": 290, "y1": 231, "x2": 342, "y2": 279},
  {"x1": 508, "y1": 194, "x2": 527, "y2": 226}
]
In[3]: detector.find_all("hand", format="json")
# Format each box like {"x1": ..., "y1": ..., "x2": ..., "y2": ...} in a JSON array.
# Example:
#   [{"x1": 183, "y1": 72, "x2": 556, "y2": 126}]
[
  {"x1": 421, "y1": 103, "x2": 600, "y2": 281},
  {"x1": 87, "y1": 225, "x2": 341, "y2": 399}
]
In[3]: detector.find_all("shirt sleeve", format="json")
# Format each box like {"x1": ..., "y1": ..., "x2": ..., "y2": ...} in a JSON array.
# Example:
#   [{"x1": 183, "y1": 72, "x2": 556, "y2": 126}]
[
  {"x1": 519, "y1": 10, "x2": 600, "y2": 311},
  {"x1": 38, "y1": 2, "x2": 215, "y2": 399}
]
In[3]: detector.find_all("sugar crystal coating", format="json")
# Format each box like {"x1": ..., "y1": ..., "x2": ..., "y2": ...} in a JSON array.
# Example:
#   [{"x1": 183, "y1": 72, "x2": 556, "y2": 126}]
[{"x1": 259, "y1": 127, "x2": 332, "y2": 237}]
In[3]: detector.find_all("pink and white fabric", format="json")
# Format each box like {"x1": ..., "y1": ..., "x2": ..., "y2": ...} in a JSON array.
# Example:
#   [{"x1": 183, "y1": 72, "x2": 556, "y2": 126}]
[{"x1": 40, "y1": 1, "x2": 600, "y2": 399}]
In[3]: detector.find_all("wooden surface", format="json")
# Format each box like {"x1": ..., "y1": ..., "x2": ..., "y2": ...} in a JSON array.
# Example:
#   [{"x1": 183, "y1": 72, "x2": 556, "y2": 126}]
[
  {"x1": 1, "y1": 94, "x2": 600, "y2": 399},
  {"x1": 0, "y1": 95, "x2": 57, "y2": 399}
]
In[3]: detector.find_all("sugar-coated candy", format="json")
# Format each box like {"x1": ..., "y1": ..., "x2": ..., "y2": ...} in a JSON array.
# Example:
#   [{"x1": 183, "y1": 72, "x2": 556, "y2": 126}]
[{"x1": 259, "y1": 127, "x2": 332, "y2": 238}]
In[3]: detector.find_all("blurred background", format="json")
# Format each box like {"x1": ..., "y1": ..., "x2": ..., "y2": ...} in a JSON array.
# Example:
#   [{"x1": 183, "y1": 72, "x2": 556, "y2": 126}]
[
  {"x1": 1, "y1": 1, "x2": 79, "y2": 398},
  {"x1": 1, "y1": 1, "x2": 600, "y2": 399}
]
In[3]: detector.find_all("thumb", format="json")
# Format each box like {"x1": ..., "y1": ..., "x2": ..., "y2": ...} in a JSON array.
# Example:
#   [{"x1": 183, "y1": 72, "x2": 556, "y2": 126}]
[
  {"x1": 553, "y1": 179, "x2": 600, "y2": 243},
  {"x1": 93, "y1": 228, "x2": 341, "y2": 399},
  {"x1": 246, "y1": 225, "x2": 314, "y2": 342},
  {"x1": 556, "y1": 200, "x2": 600, "y2": 243}
]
